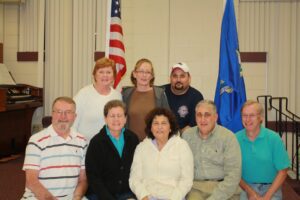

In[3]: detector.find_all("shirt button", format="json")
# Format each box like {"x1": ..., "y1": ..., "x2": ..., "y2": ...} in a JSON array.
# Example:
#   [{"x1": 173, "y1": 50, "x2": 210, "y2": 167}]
[
  {"x1": 120, "y1": 166, "x2": 124, "y2": 170},
  {"x1": 118, "y1": 180, "x2": 122, "y2": 184}
]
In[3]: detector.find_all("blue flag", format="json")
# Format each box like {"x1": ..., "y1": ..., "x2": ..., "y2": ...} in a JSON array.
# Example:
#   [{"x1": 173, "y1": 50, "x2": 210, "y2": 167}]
[{"x1": 214, "y1": 0, "x2": 246, "y2": 133}]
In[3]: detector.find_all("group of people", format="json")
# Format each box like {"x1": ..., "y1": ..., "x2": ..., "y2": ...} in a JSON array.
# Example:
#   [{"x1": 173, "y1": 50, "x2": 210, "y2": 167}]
[{"x1": 21, "y1": 57, "x2": 290, "y2": 200}]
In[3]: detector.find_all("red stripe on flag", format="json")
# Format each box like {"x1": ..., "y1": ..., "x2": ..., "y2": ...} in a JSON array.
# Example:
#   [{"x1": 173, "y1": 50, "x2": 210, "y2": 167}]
[
  {"x1": 108, "y1": 0, "x2": 127, "y2": 88},
  {"x1": 110, "y1": 24, "x2": 123, "y2": 35},
  {"x1": 109, "y1": 54, "x2": 126, "y2": 66},
  {"x1": 109, "y1": 40, "x2": 125, "y2": 51},
  {"x1": 113, "y1": 64, "x2": 127, "y2": 88}
]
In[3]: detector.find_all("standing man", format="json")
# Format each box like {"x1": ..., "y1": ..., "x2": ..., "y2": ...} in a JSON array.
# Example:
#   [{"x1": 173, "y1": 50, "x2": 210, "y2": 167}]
[
  {"x1": 182, "y1": 100, "x2": 241, "y2": 200},
  {"x1": 236, "y1": 100, "x2": 290, "y2": 200},
  {"x1": 164, "y1": 62, "x2": 203, "y2": 133},
  {"x1": 22, "y1": 97, "x2": 88, "y2": 200}
]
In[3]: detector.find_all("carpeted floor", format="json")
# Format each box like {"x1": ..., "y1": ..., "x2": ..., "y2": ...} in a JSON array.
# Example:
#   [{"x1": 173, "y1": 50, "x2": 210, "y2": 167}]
[
  {"x1": 1, "y1": 155, "x2": 300, "y2": 200},
  {"x1": 0, "y1": 154, "x2": 25, "y2": 200}
]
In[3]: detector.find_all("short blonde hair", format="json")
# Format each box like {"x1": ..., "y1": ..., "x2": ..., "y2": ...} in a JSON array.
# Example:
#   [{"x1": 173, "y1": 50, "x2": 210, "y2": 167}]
[{"x1": 241, "y1": 100, "x2": 264, "y2": 116}]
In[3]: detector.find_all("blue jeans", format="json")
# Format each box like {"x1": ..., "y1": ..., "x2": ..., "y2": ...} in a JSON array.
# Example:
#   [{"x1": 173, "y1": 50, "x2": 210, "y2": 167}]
[
  {"x1": 240, "y1": 183, "x2": 282, "y2": 200},
  {"x1": 86, "y1": 192, "x2": 136, "y2": 200}
]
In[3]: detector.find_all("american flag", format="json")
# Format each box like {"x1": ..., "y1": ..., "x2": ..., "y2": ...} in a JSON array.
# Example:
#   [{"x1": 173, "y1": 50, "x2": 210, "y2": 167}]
[{"x1": 107, "y1": 0, "x2": 126, "y2": 88}]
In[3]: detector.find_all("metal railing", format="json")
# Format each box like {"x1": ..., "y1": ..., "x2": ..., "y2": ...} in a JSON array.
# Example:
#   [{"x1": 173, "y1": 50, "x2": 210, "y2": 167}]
[{"x1": 257, "y1": 95, "x2": 300, "y2": 180}]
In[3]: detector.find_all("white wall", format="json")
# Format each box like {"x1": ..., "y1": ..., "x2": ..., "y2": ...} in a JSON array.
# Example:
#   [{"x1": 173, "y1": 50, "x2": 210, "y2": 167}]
[
  {"x1": 239, "y1": 0, "x2": 300, "y2": 115},
  {"x1": 120, "y1": 0, "x2": 225, "y2": 100},
  {"x1": 121, "y1": 0, "x2": 170, "y2": 88},
  {"x1": 0, "y1": 0, "x2": 299, "y2": 115},
  {"x1": 0, "y1": 4, "x2": 3, "y2": 42},
  {"x1": 170, "y1": 0, "x2": 223, "y2": 99},
  {"x1": 2, "y1": 3, "x2": 39, "y2": 86}
]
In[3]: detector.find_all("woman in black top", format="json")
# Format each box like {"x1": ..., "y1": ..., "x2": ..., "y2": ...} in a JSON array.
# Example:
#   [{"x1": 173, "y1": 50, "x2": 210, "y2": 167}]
[{"x1": 85, "y1": 100, "x2": 139, "y2": 200}]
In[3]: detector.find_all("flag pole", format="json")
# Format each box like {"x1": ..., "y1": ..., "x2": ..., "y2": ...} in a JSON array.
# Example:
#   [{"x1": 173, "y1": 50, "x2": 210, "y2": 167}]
[{"x1": 105, "y1": 0, "x2": 112, "y2": 57}]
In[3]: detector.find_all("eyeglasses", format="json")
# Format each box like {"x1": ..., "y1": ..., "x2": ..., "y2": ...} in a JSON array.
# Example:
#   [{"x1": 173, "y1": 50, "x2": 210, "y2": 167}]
[
  {"x1": 107, "y1": 114, "x2": 125, "y2": 119},
  {"x1": 196, "y1": 112, "x2": 212, "y2": 119},
  {"x1": 52, "y1": 110, "x2": 74, "y2": 116},
  {"x1": 241, "y1": 113, "x2": 260, "y2": 119},
  {"x1": 135, "y1": 70, "x2": 152, "y2": 76}
]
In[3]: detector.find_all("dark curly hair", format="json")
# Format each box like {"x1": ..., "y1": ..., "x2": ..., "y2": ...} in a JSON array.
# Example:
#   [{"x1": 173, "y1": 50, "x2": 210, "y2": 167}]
[{"x1": 145, "y1": 108, "x2": 179, "y2": 140}]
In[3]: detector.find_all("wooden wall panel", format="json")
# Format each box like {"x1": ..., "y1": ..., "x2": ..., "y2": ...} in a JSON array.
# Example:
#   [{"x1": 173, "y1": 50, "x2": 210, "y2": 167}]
[
  {"x1": 17, "y1": 52, "x2": 38, "y2": 61},
  {"x1": 240, "y1": 52, "x2": 267, "y2": 63}
]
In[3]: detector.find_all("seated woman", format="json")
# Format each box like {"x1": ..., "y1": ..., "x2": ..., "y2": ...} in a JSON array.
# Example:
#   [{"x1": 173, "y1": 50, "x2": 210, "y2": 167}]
[
  {"x1": 85, "y1": 100, "x2": 139, "y2": 200},
  {"x1": 129, "y1": 108, "x2": 193, "y2": 200}
]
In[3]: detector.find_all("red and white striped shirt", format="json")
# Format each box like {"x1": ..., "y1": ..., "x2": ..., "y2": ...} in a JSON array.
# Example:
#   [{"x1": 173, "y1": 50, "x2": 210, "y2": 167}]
[{"x1": 22, "y1": 125, "x2": 87, "y2": 199}]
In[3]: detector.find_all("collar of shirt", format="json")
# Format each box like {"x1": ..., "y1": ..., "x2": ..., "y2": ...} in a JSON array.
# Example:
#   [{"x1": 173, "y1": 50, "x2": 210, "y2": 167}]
[
  {"x1": 241, "y1": 125, "x2": 266, "y2": 142},
  {"x1": 197, "y1": 124, "x2": 218, "y2": 140},
  {"x1": 105, "y1": 125, "x2": 125, "y2": 140},
  {"x1": 48, "y1": 125, "x2": 77, "y2": 141},
  {"x1": 105, "y1": 125, "x2": 125, "y2": 157},
  {"x1": 151, "y1": 135, "x2": 176, "y2": 150}
]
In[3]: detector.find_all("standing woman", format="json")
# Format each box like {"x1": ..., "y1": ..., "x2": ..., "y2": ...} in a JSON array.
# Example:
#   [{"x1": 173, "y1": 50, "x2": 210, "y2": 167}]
[
  {"x1": 73, "y1": 57, "x2": 122, "y2": 142},
  {"x1": 122, "y1": 58, "x2": 169, "y2": 141}
]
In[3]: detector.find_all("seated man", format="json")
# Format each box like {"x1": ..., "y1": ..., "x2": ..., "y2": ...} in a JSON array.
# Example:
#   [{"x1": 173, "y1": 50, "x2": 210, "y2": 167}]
[
  {"x1": 182, "y1": 100, "x2": 241, "y2": 200},
  {"x1": 236, "y1": 100, "x2": 290, "y2": 200},
  {"x1": 22, "y1": 96, "x2": 87, "y2": 200}
]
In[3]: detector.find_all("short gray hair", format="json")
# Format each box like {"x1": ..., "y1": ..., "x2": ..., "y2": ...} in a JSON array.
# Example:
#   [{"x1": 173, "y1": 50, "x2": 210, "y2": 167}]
[
  {"x1": 104, "y1": 100, "x2": 127, "y2": 117},
  {"x1": 195, "y1": 100, "x2": 217, "y2": 114},
  {"x1": 52, "y1": 96, "x2": 76, "y2": 110}
]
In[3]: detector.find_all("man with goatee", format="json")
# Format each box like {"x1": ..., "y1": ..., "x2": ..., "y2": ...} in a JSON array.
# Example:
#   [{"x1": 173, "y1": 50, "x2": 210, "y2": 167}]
[
  {"x1": 163, "y1": 62, "x2": 203, "y2": 133},
  {"x1": 22, "y1": 97, "x2": 88, "y2": 200}
]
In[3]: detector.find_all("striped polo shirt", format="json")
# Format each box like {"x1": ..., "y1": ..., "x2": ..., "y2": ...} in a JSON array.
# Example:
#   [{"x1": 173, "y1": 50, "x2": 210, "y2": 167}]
[{"x1": 22, "y1": 125, "x2": 87, "y2": 199}]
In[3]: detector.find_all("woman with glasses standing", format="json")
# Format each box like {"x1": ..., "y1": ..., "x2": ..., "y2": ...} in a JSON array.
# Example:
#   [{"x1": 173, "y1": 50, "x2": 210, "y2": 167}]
[
  {"x1": 122, "y1": 58, "x2": 169, "y2": 141},
  {"x1": 73, "y1": 57, "x2": 122, "y2": 143}
]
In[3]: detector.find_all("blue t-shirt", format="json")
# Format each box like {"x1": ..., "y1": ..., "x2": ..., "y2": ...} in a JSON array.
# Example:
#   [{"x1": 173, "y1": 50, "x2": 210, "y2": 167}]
[
  {"x1": 163, "y1": 84, "x2": 203, "y2": 129},
  {"x1": 236, "y1": 126, "x2": 290, "y2": 183}
]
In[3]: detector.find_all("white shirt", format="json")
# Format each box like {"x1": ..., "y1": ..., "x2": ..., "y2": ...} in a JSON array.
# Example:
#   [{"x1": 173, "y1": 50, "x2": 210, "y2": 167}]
[
  {"x1": 22, "y1": 125, "x2": 87, "y2": 199},
  {"x1": 129, "y1": 136, "x2": 194, "y2": 200},
  {"x1": 73, "y1": 84, "x2": 122, "y2": 142}
]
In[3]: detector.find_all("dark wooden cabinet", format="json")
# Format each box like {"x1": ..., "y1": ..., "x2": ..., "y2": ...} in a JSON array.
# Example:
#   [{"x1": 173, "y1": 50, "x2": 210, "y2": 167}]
[{"x1": 0, "y1": 84, "x2": 43, "y2": 158}]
